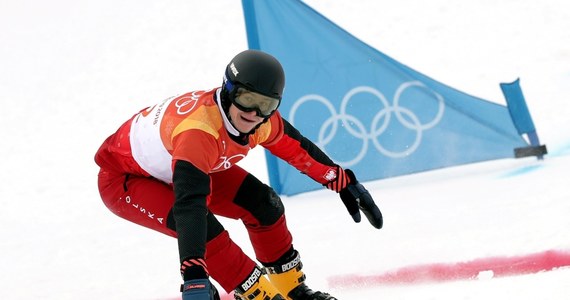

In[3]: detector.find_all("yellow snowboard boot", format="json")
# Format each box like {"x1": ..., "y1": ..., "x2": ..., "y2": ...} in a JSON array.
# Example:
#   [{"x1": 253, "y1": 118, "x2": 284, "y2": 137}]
[
  {"x1": 233, "y1": 266, "x2": 285, "y2": 300},
  {"x1": 263, "y1": 249, "x2": 337, "y2": 300}
]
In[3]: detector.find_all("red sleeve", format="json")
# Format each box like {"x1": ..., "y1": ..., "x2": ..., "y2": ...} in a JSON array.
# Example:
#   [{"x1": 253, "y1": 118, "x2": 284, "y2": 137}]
[{"x1": 264, "y1": 117, "x2": 343, "y2": 186}]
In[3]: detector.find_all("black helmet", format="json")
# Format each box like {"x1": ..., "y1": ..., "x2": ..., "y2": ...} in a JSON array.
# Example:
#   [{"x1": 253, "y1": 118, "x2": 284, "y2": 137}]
[{"x1": 220, "y1": 50, "x2": 285, "y2": 118}]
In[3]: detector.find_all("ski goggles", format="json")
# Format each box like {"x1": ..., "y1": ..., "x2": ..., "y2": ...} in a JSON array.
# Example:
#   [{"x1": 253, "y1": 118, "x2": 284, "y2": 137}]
[{"x1": 231, "y1": 87, "x2": 280, "y2": 118}]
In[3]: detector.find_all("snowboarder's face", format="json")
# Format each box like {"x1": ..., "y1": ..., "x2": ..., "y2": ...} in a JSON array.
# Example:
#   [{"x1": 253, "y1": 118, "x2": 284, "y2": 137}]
[{"x1": 229, "y1": 104, "x2": 265, "y2": 133}]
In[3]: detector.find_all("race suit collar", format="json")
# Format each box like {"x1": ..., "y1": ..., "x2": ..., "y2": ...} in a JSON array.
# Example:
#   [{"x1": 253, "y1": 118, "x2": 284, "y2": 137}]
[{"x1": 215, "y1": 88, "x2": 240, "y2": 137}]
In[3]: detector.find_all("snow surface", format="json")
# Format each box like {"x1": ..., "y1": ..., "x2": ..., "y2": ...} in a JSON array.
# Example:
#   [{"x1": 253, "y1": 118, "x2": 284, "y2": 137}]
[{"x1": 1, "y1": 0, "x2": 569, "y2": 299}]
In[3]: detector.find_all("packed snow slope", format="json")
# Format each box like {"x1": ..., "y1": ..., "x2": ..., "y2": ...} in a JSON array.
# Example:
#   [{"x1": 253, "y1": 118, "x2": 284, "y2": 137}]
[{"x1": 1, "y1": 1, "x2": 568, "y2": 299}]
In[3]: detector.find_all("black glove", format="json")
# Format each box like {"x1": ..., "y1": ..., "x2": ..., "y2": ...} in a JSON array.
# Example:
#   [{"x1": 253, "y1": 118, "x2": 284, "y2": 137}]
[{"x1": 339, "y1": 169, "x2": 383, "y2": 229}]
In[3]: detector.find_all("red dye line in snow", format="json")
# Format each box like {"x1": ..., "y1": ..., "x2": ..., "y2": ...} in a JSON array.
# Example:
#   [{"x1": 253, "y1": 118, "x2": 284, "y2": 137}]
[
  {"x1": 328, "y1": 250, "x2": 570, "y2": 287},
  {"x1": 220, "y1": 293, "x2": 234, "y2": 300}
]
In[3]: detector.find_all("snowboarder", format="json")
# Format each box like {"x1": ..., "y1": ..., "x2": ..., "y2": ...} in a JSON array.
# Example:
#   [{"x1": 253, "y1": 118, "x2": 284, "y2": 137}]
[{"x1": 95, "y1": 49, "x2": 383, "y2": 300}]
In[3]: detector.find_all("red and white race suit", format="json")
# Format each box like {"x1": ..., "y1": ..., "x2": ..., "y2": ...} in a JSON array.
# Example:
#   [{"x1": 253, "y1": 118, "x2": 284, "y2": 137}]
[{"x1": 95, "y1": 88, "x2": 345, "y2": 291}]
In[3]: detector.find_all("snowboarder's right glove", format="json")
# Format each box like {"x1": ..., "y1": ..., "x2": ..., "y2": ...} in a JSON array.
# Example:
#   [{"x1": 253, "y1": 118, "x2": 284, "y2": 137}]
[
  {"x1": 180, "y1": 258, "x2": 220, "y2": 300},
  {"x1": 338, "y1": 169, "x2": 383, "y2": 229},
  {"x1": 181, "y1": 278, "x2": 219, "y2": 300}
]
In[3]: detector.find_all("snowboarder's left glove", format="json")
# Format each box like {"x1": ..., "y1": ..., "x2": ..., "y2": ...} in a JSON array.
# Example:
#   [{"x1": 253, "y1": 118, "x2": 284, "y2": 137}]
[{"x1": 338, "y1": 169, "x2": 383, "y2": 229}]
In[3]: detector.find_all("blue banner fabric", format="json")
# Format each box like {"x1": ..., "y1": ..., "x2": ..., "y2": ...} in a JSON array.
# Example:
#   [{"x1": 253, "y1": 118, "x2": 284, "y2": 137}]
[
  {"x1": 242, "y1": 0, "x2": 528, "y2": 195},
  {"x1": 500, "y1": 78, "x2": 536, "y2": 136}
]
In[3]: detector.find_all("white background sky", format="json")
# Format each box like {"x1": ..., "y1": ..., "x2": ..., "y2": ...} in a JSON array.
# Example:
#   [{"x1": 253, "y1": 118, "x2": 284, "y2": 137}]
[{"x1": 1, "y1": 1, "x2": 569, "y2": 299}]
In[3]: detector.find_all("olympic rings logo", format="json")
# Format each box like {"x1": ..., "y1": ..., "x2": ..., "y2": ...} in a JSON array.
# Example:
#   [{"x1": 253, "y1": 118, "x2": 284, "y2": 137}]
[
  {"x1": 175, "y1": 91, "x2": 202, "y2": 115},
  {"x1": 289, "y1": 81, "x2": 445, "y2": 166}
]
